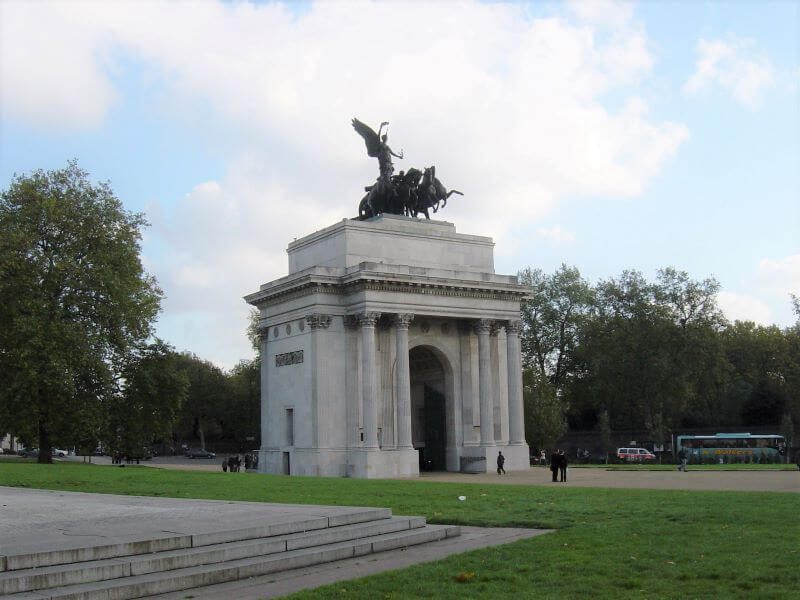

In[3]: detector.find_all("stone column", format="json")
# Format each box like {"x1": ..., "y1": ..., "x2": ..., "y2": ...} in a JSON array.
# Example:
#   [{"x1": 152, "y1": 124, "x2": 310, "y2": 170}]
[
  {"x1": 259, "y1": 326, "x2": 270, "y2": 450},
  {"x1": 305, "y1": 313, "x2": 332, "y2": 448},
  {"x1": 358, "y1": 312, "x2": 382, "y2": 450},
  {"x1": 475, "y1": 319, "x2": 495, "y2": 446},
  {"x1": 506, "y1": 319, "x2": 526, "y2": 445},
  {"x1": 394, "y1": 313, "x2": 415, "y2": 449}
]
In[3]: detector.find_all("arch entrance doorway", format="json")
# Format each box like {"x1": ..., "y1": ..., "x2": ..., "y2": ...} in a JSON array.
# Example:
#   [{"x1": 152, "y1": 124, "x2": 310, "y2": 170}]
[{"x1": 410, "y1": 346, "x2": 447, "y2": 471}]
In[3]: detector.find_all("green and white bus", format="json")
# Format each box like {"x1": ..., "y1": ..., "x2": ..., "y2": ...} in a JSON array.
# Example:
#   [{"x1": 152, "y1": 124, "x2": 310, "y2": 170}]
[{"x1": 675, "y1": 433, "x2": 785, "y2": 463}]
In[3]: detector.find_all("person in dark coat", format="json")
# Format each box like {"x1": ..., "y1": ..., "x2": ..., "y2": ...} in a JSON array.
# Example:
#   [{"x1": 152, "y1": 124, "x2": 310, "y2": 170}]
[
  {"x1": 550, "y1": 450, "x2": 559, "y2": 482},
  {"x1": 496, "y1": 451, "x2": 506, "y2": 475},
  {"x1": 559, "y1": 450, "x2": 568, "y2": 482}
]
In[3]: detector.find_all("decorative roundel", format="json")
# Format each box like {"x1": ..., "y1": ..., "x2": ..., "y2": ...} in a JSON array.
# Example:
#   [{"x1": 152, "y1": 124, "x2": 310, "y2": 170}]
[
  {"x1": 420, "y1": 321, "x2": 431, "y2": 333},
  {"x1": 299, "y1": 320, "x2": 305, "y2": 332},
  {"x1": 273, "y1": 327, "x2": 279, "y2": 338},
  {"x1": 286, "y1": 324, "x2": 292, "y2": 335}
]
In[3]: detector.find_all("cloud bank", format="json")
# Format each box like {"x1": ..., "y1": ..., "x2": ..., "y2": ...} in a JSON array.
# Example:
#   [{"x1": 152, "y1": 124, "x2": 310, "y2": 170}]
[
  {"x1": 683, "y1": 36, "x2": 776, "y2": 109},
  {"x1": 1, "y1": 0, "x2": 690, "y2": 367}
]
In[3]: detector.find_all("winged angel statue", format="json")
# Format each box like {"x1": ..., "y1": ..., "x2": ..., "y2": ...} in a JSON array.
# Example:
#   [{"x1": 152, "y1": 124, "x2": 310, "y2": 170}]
[{"x1": 352, "y1": 118, "x2": 462, "y2": 220}]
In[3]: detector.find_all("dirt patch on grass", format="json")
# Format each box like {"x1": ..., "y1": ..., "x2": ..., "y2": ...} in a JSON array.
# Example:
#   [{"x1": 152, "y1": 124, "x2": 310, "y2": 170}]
[{"x1": 418, "y1": 466, "x2": 800, "y2": 493}]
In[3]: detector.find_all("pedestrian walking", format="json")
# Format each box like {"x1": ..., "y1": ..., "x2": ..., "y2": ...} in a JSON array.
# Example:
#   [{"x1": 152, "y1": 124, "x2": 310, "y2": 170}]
[
  {"x1": 678, "y1": 448, "x2": 688, "y2": 472},
  {"x1": 497, "y1": 451, "x2": 506, "y2": 475},
  {"x1": 550, "y1": 450, "x2": 559, "y2": 482},
  {"x1": 559, "y1": 449, "x2": 568, "y2": 482}
]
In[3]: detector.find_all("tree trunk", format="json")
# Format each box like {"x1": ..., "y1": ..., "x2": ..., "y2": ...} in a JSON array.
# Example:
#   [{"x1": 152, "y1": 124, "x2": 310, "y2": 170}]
[
  {"x1": 38, "y1": 423, "x2": 52, "y2": 464},
  {"x1": 199, "y1": 425, "x2": 206, "y2": 451}
]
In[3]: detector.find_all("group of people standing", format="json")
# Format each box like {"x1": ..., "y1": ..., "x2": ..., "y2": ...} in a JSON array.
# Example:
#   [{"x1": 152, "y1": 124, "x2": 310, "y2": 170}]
[
  {"x1": 549, "y1": 449, "x2": 568, "y2": 482},
  {"x1": 221, "y1": 454, "x2": 254, "y2": 472}
]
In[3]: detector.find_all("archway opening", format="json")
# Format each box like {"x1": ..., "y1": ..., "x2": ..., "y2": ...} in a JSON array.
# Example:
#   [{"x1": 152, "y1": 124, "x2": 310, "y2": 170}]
[{"x1": 409, "y1": 346, "x2": 447, "y2": 471}]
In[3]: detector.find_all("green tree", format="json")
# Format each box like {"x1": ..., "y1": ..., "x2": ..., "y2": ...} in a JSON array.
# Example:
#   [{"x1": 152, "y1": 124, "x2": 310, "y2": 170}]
[
  {"x1": 780, "y1": 412, "x2": 794, "y2": 465},
  {"x1": 784, "y1": 296, "x2": 800, "y2": 433},
  {"x1": 0, "y1": 162, "x2": 161, "y2": 463},
  {"x1": 246, "y1": 307, "x2": 261, "y2": 353},
  {"x1": 722, "y1": 322, "x2": 789, "y2": 426},
  {"x1": 518, "y1": 264, "x2": 593, "y2": 389},
  {"x1": 107, "y1": 341, "x2": 188, "y2": 457},
  {"x1": 173, "y1": 353, "x2": 230, "y2": 449},
  {"x1": 226, "y1": 358, "x2": 261, "y2": 449},
  {"x1": 522, "y1": 369, "x2": 567, "y2": 453},
  {"x1": 567, "y1": 269, "x2": 728, "y2": 432},
  {"x1": 597, "y1": 408, "x2": 612, "y2": 463}
]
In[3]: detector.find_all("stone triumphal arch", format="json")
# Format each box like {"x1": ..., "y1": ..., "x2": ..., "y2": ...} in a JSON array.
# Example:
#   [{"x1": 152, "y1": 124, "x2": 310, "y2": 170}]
[{"x1": 245, "y1": 214, "x2": 530, "y2": 478}]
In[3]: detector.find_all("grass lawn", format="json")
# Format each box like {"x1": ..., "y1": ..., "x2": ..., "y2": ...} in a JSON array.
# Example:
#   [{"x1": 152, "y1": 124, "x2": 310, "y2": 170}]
[{"x1": 0, "y1": 463, "x2": 797, "y2": 599}]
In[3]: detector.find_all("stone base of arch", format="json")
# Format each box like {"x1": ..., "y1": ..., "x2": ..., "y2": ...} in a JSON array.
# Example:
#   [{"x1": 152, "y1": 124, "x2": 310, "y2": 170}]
[
  {"x1": 348, "y1": 448, "x2": 420, "y2": 479},
  {"x1": 455, "y1": 444, "x2": 530, "y2": 474}
]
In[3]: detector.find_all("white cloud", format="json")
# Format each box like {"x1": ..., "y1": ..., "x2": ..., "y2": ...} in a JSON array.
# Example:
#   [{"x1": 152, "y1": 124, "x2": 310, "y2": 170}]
[
  {"x1": 716, "y1": 255, "x2": 800, "y2": 331},
  {"x1": 0, "y1": 2, "x2": 117, "y2": 129},
  {"x1": 0, "y1": 0, "x2": 690, "y2": 366},
  {"x1": 757, "y1": 254, "x2": 800, "y2": 296},
  {"x1": 566, "y1": 0, "x2": 634, "y2": 29},
  {"x1": 683, "y1": 36, "x2": 776, "y2": 109},
  {"x1": 717, "y1": 291, "x2": 772, "y2": 325},
  {"x1": 536, "y1": 225, "x2": 576, "y2": 244}
]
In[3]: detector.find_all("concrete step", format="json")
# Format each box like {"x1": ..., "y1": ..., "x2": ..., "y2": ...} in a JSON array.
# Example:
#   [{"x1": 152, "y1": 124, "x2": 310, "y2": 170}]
[
  {"x1": 1, "y1": 507, "x2": 392, "y2": 572},
  {"x1": 0, "y1": 517, "x2": 423, "y2": 595},
  {"x1": 2, "y1": 524, "x2": 460, "y2": 600}
]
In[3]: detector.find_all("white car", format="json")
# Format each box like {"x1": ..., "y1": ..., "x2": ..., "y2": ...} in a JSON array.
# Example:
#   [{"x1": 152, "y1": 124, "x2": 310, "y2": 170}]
[{"x1": 52, "y1": 448, "x2": 68, "y2": 457}]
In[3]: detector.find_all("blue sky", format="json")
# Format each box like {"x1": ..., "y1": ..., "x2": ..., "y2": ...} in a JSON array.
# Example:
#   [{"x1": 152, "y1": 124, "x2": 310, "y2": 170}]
[{"x1": 1, "y1": 0, "x2": 797, "y2": 368}]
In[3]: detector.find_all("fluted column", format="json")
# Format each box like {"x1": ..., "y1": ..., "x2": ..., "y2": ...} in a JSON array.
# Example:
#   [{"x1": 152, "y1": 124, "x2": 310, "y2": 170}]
[
  {"x1": 358, "y1": 312, "x2": 382, "y2": 450},
  {"x1": 258, "y1": 326, "x2": 270, "y2": 450},
  {"x1": 305, "y1": 313, "x2": 332, "y2": 448},
  {"x1": 394, "y1": 313, "x2": 414, "y2": 449},
  {"x1": 475, "y1": 319, "x2": 495, "y2": 446},
  {"x1": 506, "y1": 319, "x2": 526, "y2": 445}
]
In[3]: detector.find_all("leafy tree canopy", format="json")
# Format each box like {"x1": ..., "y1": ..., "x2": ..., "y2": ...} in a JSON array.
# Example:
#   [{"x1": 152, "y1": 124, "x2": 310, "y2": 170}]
[{"x1": 0, "y1": 161, "x2": 162, "y2": 462}]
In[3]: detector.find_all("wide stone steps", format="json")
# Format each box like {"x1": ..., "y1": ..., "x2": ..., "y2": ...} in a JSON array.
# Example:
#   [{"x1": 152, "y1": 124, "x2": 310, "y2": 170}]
[{"x1": 0, "y1": 511, "x2": 460, "y2": 600}]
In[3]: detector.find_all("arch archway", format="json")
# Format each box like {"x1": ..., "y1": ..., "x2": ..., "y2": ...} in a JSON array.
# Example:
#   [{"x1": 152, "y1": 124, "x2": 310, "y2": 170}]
[{"x1": 409, "y1": 345, "x2": 453, "y2": 471}]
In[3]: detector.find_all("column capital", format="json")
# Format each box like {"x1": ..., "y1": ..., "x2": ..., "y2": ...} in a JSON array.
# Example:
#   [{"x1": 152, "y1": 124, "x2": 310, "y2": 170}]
[
  {"x1": 305, "y1": 313, "x2": 332, "y2": 329},
  {"x1": 393, "y1": 313, "x2": 415, "y2": 330},
  {"x1": 505, "y1": 319, "x2": 523, "y2": 335},
  {"x1": 356, "y1": 311, "x2": 382, "y2": 328},
  {"x1": 473, "y1": 318, "x2": 494, "y2": 335}
]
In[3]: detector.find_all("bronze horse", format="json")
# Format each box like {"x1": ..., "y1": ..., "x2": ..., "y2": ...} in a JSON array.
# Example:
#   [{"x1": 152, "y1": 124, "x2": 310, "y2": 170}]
[{"x1": 410, "y1": 166, "x2": 463, "y2": 219}]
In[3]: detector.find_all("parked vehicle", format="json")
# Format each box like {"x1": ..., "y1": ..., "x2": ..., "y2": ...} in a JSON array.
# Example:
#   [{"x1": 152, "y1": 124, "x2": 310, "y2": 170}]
[
  {"x1": 185, "y1": 448, "x2": 216, "y2": 459},
  {"x1": 617, "y1": 447, "x2": 656, "y2": 461},
  {"x1": 20, "y1": 448, "x2": 40, "y2": 458},
  {"x1": 52, "y1": 448, "x2": 68, "y2": 457}
]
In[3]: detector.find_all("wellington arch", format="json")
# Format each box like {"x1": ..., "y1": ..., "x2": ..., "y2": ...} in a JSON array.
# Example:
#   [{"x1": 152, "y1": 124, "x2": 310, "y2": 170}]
[{"x1": 245, "y1": 214, "x2": 531, "y2": 478}]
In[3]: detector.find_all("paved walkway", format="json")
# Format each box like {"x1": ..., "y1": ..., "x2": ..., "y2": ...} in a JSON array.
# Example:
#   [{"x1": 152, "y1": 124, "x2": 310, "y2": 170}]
[
  {"x1": 420, "y1": 466, "x2": 800, "y2": 493},
  {"x1": 58, "y1": 456, "x2": 800, "y2": 492}
]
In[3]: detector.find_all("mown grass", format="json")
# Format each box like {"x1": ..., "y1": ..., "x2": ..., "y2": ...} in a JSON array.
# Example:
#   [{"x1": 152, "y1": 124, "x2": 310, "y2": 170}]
[{"x1": 0, "y1": 463, "x2": 798, "y2": 599}]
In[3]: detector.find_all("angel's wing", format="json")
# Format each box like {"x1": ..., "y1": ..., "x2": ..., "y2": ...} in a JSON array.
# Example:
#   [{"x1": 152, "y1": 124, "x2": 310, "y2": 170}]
[{"x1": 352, "y1": 118, "x2": 381, "y2": 158}]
